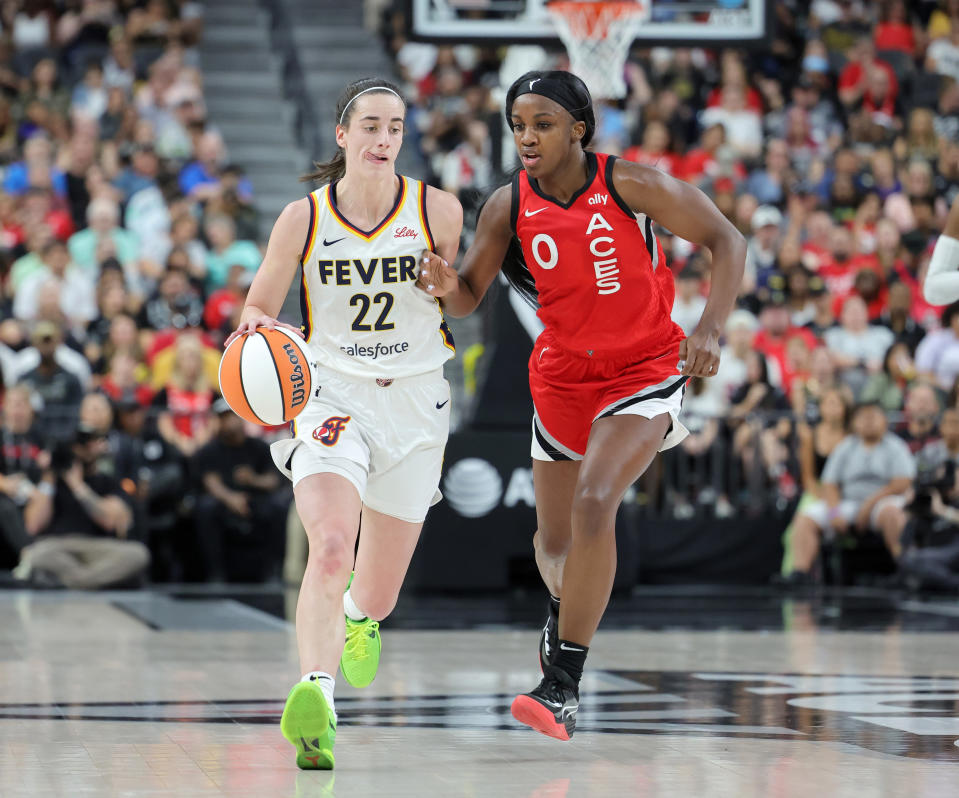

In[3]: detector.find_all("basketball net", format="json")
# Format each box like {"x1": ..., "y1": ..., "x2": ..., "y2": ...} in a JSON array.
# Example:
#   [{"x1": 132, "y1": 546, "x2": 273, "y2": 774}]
[{"x1": 546, "y1": 1, "x2": 649, "y2": 100}]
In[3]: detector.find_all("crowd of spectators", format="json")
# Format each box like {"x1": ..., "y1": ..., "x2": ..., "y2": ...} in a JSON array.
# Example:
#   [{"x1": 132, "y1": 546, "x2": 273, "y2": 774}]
[
  {"x1": 381, "y1": 0, "x2": 959, "y2": 587},
  {"x1": 0, "y1": 1, "x2": 288, "y2": 588},
  {"x1": 5, "y1": 1, "x2": 959, "y2": 589}
]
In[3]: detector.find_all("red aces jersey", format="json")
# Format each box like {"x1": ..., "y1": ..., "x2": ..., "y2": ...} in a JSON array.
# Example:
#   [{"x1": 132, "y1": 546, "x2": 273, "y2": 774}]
[{"x1": 511, "y1": 152, "x2": 684, "y2": 358}]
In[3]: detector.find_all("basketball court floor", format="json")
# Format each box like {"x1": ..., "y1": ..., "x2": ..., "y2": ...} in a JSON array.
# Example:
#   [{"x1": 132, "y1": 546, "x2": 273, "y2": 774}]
[{"x1": 3, "y1": 586, "x2": 959, "y2": 797}]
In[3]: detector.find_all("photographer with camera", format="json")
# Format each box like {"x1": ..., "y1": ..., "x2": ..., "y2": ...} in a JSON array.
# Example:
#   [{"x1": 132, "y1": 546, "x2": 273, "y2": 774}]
[
  {"x1": 892, "y1": 408, "x2": 959, "y2": 590},
  {"x1": 14, "y1": 424, "x2": 149, "y2": 589}
]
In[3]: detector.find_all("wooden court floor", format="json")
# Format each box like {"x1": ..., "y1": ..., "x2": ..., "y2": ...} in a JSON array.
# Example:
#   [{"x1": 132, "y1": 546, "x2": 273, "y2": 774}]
[{"x1": 2, "y1": 588, "x2": 959, "y2": 797}]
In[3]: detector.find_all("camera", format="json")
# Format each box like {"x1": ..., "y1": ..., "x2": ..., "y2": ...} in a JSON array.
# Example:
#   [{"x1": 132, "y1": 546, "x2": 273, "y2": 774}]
[{"x1": 48, "y1": 440, "x2": 76, "y2": 475}]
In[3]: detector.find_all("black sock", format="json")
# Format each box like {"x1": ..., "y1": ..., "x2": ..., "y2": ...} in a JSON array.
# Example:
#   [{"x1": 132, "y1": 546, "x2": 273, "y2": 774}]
[
  {"x1": 548, "y1": 594, "x2": 560, "y2": 617},
  {"x1": 553, "y1": 639, "x2": 588, "y2": 684}
]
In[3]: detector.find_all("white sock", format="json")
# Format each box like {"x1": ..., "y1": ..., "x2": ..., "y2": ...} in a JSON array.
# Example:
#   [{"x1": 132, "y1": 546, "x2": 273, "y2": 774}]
[
  {"x1": 301, "y1": 671, "x2": 336, "y2": 717},
  {"x1": 343, "y1": 588, "x2": 367, "y2": 621}
]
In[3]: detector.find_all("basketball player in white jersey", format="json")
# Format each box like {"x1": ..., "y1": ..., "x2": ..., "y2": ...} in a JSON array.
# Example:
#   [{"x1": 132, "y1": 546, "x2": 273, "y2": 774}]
[
  {"x1": 225, "y1": 77, "x2": 462, "y2": 769},
  {"x1": 923, "y1": 195, "x2": 959, "y2": 305}
]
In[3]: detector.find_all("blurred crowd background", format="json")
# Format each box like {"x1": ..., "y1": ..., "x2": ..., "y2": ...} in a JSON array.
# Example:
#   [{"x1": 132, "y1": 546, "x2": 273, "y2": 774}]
[{"x1": 2, "y1": 0, "x2": 959, "y2": 591}]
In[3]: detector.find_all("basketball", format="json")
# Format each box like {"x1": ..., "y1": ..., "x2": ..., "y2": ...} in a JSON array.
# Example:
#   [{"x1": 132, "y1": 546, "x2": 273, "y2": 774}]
[{"x1": 218, "y1": 327, "x2": 312, "y2": 426}]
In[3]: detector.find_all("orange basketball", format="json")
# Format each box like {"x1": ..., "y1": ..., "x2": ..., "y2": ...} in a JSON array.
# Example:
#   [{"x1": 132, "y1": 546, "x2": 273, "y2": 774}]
[{"x1": 218, "y1": 327, "x2": 312, "y2": 426}]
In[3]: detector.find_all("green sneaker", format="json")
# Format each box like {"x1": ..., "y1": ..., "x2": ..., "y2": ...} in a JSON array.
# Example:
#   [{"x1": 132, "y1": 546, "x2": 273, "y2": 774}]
[
  {"x1": 280, "y1": 681, "x2": 336, "y2": 770},
  {"x1": 340, "y1": 616, "x2": 381, "y2": 687}
]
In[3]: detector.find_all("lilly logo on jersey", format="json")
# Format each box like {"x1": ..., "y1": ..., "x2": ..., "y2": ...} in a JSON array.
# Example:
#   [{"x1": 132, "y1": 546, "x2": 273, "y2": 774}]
[
  {"x1": 318, "y1": 256, "x2": 418, "y2": 286},
  {"x1": 394, "y1": 226, "x2": 418, "y2": 239},
  {"x1": 587, "y1": 192, "x2": 609, "y2": 206},
  {"x1": 281, "y1": 343, "x2": 307, "y2": 410},
  {"x1": 313, "y1": 416, "x2": 351, "y2": 447}
]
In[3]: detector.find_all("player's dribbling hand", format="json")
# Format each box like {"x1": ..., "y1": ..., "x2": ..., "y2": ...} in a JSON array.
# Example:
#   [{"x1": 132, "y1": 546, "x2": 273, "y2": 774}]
[
  {"x1": 223, "y1": 315, "x2": 304, "y2": 349},
  {"x1": 678, "y1": 329, "x2": 721, "y2": 378},
  {"x1": 417, "y1": 250, "x2": 459, "y2": 297}
]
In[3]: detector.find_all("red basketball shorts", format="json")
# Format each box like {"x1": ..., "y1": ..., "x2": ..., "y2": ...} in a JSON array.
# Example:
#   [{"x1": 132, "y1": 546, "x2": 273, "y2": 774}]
[{"x1": 528, "y1": 332, "x2": 688, "y2": 461}]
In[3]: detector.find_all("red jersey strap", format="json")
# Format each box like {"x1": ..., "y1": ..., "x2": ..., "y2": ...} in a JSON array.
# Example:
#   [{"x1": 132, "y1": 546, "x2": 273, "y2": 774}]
[{"x1": 603, "y1": 154, "x2": 658, "y2": 270}]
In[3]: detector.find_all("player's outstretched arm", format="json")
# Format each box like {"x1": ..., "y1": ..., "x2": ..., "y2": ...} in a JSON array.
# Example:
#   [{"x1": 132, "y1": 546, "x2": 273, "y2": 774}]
[
  {"x1": 611, "y1": 160, "x2": 746, "y2": 378},
  {"x1": 419, "y1": 185, "x2": 514, "y2": 317},
  {"x1": 922, "y1": 195, "x2": 959, "y2": 305},
  {"x1": 225, "y1": 198, "x2": 310, "y2": 347}
]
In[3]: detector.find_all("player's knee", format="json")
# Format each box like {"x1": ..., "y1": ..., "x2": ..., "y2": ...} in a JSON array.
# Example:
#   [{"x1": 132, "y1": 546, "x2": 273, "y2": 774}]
[
  {"x1": 305, "y1": 526, "x2": 354, "y2": 578},
  {"x1": 533, "y1": 528, "x2": 569, "y2": 559},
  {"x1": 361, "y1": 592, "x2": 398, "y2": 622},
  {"x1": 570, "y1": 483, "x2": 617, "y2": 533}
]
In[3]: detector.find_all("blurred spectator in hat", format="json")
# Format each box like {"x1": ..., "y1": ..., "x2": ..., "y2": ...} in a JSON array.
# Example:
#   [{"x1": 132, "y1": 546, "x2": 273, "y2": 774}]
[
  {"x1": 926, "y1": 19, "x2": 959, "y2": 81},
  {"x1": 194, "y1": 397, "x2": 285, "y2": 582},
  {"x1": 671, "y1": 264, "x2": 707, "y2": 336},
  {"x1": 744, "y1": 205, "x2": 783, "y2": 297},
  {"x1": 12, "y1": 311, "x2": 91, "y2": 385},
  {"x1": 916, "y1": 301, "x2": 959, "y2": 390},
  {"x1": 744, "y1": 139, "x2": 793, "y2": 206},
  {"x1": 13, "y1": 239, "x2": 96, "y2": 327},
  {"x1": 861, "y1": 340, "x2": 917, "y2": 412},
  {"x1": 3, "y1": 133, "x2": 67, "y2": 198},
  {"x1": 15, "y1": 321, "x2": 84, "y2": 441},
  {"x1": 15, "y1": 422, "x2": 149, "y2": 590},
  {"x1": 202, "y1": 214, "x2": 261, "y2": 292}
]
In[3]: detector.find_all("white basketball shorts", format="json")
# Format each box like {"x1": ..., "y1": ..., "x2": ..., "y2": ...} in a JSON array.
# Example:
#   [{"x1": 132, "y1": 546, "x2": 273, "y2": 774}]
[{"x1": 271, "y1": 364, "x2": 450, "y2": 524}]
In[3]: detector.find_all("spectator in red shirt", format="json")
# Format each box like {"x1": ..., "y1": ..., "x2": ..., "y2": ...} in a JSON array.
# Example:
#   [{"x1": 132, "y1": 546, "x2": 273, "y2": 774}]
[
  {"x1": 838, "y1": 37, "x2": 899, "y2": 112},
  {"x1": 754, "y1": 297, "x2": 819, "y2": 386},
  {"x1": 204, "y1": 263, "x2": 252, "y2": 337},
  {"x1": 874, "y1": 0, "x2": 918, "y2": 56},
  {"x1": 623, "y1": 120, "x2": 679, "y2": 176}
]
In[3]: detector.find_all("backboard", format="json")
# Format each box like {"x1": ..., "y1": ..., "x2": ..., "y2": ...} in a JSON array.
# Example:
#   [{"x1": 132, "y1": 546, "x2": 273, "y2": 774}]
[{"x1": 408, "y1": 0, "x2": 771, "y2": 47}]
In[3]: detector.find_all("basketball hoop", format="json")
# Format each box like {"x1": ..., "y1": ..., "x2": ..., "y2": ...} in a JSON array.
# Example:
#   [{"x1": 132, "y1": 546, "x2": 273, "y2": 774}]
[{"x1": 546, "y1": 1, "x2": 649, "y2": 100}]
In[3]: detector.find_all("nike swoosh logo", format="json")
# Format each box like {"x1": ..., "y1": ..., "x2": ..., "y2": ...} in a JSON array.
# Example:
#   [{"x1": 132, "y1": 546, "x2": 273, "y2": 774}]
[
  {"x1": 540, "y1": 698, "x2": 563, "y2": 709},
  {"x1": 525, "y1": 208, "x2": 548, "y2": 217},
  {"x1": 435, "y1": 399, "x2": 449, "y2": 409},
  {"x1": 559, "y1": 643, "x2": 585, "y2": 652},
  {"x1": 323, "y1": 237, "x2": 346, "y2": 246}
]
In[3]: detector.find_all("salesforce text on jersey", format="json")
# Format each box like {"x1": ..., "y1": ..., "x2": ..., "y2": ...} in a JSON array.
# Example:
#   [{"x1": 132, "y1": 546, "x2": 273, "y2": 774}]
[
  {"x1": 318, "y1": 256, "x2": 418, "y2": 285},
  {"x1": 341, "y1": 341, "x2": 410, "y2": 359}
]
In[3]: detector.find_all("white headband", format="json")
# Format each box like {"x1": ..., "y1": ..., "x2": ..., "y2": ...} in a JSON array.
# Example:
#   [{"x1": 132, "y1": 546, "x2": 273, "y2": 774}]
[{"x1": 338, "y1": 87, "x2": 403, "y2": 126}]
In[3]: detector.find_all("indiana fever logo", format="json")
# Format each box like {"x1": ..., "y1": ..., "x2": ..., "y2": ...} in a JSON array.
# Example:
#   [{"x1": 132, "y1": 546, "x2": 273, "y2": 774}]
[{"x1": 313, "y1": 416, "x2": 351, "y2": 446}]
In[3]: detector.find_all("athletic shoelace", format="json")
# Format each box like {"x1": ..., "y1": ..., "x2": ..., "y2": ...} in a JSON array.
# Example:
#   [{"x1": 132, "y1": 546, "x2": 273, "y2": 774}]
[{"x1": 344, "y1": 620, "x2": 379, "y2": 661}]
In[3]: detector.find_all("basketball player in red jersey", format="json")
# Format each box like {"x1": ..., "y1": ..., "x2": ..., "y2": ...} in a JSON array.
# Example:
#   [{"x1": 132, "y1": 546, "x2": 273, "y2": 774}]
[{"x1": 421, "y1": 71, "x2": 745, "y2": 741}]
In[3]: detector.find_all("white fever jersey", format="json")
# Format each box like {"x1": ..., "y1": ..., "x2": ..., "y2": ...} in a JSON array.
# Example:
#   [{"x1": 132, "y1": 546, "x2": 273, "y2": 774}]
[{"x1": 297, "y1": 176, "x2": 455, "y2": 378}]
